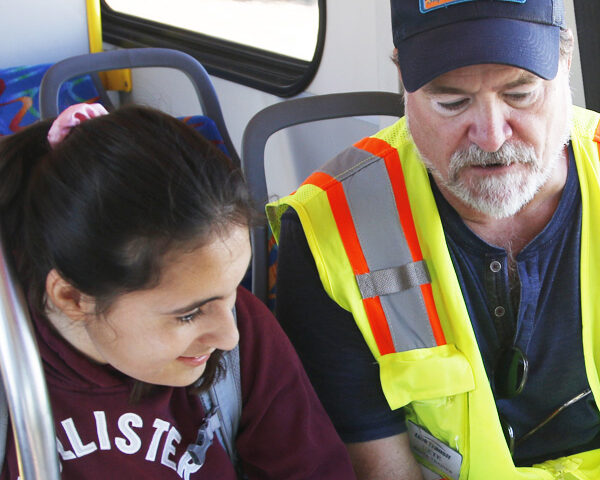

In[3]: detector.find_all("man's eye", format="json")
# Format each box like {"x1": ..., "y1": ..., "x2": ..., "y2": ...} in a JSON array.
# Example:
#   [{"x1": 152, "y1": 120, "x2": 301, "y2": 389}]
[
  {"x1": 504, "y1": 91, "x2": 537, "y2": 106},
  {"x1": 506, "y1": 92, "x2": 529, "y2": 100},
  {"x1": 438, "y1": 99, "x2": 469, "y2": 111}
]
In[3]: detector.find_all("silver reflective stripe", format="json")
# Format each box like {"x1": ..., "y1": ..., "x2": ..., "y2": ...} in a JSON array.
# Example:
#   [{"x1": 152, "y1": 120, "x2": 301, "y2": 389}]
[
  {"x1": 321, "y1": 145, "x2": 381, "y2": 181},
  {"x1": 321, "y1": 146, "x2": 437, "y2": 352},
  {"x1": 356, "y1": 260, "x2": 431, "y2": 298}
]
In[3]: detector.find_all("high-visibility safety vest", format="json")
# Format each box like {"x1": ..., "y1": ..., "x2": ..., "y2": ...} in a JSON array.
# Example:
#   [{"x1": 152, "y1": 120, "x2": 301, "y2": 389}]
[{"x1": 266, "y1": 106, "x2": 600, "y2": 479}]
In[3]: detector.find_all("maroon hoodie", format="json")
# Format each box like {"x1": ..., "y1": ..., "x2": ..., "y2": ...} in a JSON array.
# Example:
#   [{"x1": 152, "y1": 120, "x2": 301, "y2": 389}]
[{"x1": 1, "y1": 287, "x2": 355, "y2": 479}]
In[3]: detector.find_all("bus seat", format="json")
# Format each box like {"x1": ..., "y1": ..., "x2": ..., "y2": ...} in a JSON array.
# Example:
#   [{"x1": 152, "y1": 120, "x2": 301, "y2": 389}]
[
  {"x1": 241, "y1": 91, "x2": 404, "y2": 308},
  {"x1": 0, "y1": 51, "x2": 233, "y2": 158},
  {"x1": 0, "y1": 63, "x2": 105, "y2": 136},
  {"x1": 39, "y1": 47, "x2": 240, "y2": 166},
  {"x1": 180, "y1": 114, "x2": 230, "y2": 157}
]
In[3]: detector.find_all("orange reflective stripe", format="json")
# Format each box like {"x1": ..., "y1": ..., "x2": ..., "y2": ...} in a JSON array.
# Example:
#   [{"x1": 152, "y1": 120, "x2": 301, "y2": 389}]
[
  {"x1": 305, "y1": 171, "x2": 396, "y2": 355},
  {"x1": 594, "y1": 120, "x2": 600, "y2": 151},
  {"x1": 420, "y1": 287, "x2": 446, "y2": 345},
  {"x1": 356, "y1": 137, "x2": 447, "y2": 346},
  {"x1": 306, "y1": 172, "x2": 368, "y2": 275},
  {"x1": 363, "y1": 298, "x2": 395, "y2": 355}
]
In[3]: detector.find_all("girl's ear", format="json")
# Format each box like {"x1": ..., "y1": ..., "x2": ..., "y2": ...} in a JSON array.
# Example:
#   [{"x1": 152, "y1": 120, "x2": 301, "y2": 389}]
[{"x1": 45, "y1": 269, "x2": 95, "y2": 321}]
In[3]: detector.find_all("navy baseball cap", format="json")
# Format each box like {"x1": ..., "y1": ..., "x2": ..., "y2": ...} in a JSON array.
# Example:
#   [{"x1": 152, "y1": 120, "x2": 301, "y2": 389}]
[{"x1": 391, "y1": 0, "x2": 566, "y2": 92}]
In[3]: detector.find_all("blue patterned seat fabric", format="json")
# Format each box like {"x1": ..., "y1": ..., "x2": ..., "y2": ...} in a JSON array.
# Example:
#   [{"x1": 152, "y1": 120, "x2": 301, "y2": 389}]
[{"x1": 0, "y1": 64, "x2": 230, "y2": 159}]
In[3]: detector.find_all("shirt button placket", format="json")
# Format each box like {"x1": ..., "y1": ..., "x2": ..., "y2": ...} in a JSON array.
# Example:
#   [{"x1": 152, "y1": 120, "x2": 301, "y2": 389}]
[{"x1": 489, "y1": 260, "x2": 506, "y2": 318}]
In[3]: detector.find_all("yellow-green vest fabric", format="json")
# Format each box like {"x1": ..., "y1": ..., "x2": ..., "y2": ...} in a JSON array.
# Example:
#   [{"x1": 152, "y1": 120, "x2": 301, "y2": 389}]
[{"x1": 266, "y1": 106, "x2": 600, "y2": 479}]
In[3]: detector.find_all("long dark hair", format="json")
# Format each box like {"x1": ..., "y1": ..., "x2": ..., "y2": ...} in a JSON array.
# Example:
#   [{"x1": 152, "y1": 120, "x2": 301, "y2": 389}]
[{"x1": 0, "y1": 104, "x2": 255, "y2": 397}]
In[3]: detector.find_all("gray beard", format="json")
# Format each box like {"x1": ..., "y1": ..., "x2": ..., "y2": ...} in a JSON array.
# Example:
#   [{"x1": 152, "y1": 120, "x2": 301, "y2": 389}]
[
  {"x1": 436, "y1": 142, "x2": 551, "y2": 219},
  {"x1": 423, "y1": 137, "x2": 569, "y2": 219}
]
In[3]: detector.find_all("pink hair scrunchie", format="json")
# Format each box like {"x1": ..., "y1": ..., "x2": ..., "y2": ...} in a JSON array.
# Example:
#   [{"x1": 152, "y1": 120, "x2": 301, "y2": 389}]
[{"x1": 47, "y1": 103, "x2": 109, "y2": 148}]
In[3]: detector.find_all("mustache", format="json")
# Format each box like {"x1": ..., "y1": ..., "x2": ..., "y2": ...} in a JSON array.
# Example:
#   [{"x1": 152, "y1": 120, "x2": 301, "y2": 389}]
[{"x1": 448, "y1": 142, "x2": 537, "y2": 180}]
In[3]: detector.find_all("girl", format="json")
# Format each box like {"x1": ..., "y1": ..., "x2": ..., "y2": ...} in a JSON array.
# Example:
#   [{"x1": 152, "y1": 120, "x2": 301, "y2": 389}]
[{"x1": 0, "y1": 104, "x2": 355, "y2": 479}]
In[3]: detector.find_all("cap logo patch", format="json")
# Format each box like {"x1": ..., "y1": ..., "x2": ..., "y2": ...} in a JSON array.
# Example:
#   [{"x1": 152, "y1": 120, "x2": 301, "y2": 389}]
[{"x1": 420, "y1": 0, "x2": 526, "y2": 14}]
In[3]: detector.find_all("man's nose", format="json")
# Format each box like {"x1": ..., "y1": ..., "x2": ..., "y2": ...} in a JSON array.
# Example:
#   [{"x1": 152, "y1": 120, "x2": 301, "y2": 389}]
[{"x1": 467, "y1": 100, "x2": 513, "y2": 152}]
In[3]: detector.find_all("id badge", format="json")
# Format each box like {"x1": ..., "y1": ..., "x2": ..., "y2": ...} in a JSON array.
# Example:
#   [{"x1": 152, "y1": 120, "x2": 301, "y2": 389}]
[{"x1": 407, "y1": 421, "x2": 463, "y2": 480}]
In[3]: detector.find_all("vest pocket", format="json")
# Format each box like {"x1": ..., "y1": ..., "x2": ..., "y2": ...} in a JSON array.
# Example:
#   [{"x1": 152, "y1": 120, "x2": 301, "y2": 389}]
[
  {"x1": 378, "y1": 343, "x2": 474, "y2": 410},
  {"x1": 378, "y1": 344, "x2": 474, "y2": 479}
]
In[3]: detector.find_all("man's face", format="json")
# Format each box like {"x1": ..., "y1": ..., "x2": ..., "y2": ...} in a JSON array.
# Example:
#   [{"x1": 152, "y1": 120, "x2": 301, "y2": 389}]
[{"x1": 404, "y1": 61, "x2": 572, "y2": 219}]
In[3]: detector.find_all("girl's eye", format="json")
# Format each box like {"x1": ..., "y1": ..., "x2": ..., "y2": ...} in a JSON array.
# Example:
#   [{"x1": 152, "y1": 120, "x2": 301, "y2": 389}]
[{"x1": 177, "y1": 308, "x2": 201, "y2": 324}]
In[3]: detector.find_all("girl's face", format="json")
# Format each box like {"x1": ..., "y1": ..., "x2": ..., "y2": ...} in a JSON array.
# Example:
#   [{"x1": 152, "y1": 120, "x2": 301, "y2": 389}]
[{"x1": 78, "y1": 225, "x2": 250, "y2": 387}]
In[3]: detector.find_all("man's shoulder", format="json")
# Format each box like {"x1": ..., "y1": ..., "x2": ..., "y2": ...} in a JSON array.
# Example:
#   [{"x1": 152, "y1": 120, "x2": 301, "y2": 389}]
[
  {"x1": 312, "y1": 118, "x2": 411, "y2": 181},
  {"x1": 572, "y1": 105, "x2": 600, "y2": 139}
]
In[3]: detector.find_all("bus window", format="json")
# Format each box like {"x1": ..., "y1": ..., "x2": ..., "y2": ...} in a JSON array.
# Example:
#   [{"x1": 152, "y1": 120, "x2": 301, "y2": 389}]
[
  {"x1": 104, "y1": 0, "x2": 318, "y2": 61},
  {"x1": 101, "y1": 0, "x2": 326, "y2": 97}
]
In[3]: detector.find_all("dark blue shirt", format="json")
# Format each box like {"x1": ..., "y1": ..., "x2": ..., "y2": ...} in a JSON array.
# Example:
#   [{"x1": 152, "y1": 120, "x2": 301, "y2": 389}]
[{"x1": 275, "y1": 145, "x2": 600, "y2": 465}]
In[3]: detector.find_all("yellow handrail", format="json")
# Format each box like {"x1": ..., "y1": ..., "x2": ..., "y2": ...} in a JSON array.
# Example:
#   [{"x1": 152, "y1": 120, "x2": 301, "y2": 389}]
[{"x1": 86, "y1": 0, "x2": 132, "y2": 91}]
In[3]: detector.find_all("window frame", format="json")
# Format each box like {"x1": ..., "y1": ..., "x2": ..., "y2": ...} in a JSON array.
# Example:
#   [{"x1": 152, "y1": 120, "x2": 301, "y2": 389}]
[
  {"x1": 100, "y1": 0, "x2": 326, "y2": 97},
  {"x1": 573, "y1": 0, "x2": 600, "y2": 111}
]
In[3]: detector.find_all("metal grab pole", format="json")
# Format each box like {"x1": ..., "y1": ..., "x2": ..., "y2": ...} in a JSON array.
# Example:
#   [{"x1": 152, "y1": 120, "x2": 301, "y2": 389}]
[{"x1": 0, "y1": 229, "x2": 60, "y2": 479}]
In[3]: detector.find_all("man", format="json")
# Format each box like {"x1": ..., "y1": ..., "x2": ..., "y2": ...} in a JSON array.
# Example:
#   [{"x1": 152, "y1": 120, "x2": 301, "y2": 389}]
[{"x1": 266, "y1": 0, "x2": 600, "y2": 479}]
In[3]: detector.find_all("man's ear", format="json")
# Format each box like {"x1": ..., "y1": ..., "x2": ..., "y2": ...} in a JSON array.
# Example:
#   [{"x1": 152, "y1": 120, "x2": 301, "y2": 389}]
[
  {"x1": 45, "y1": 269, "x2": 95, "y2": 321},
  {"x1": 392, "y1": 48, "x2": 406, "y2": 95},
  {"x1": 562, "y1": 28, "x2": 574, "y2": 72},
  {"x1": 392, "y1": 48, "x2": 401, "y2": 73}
]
